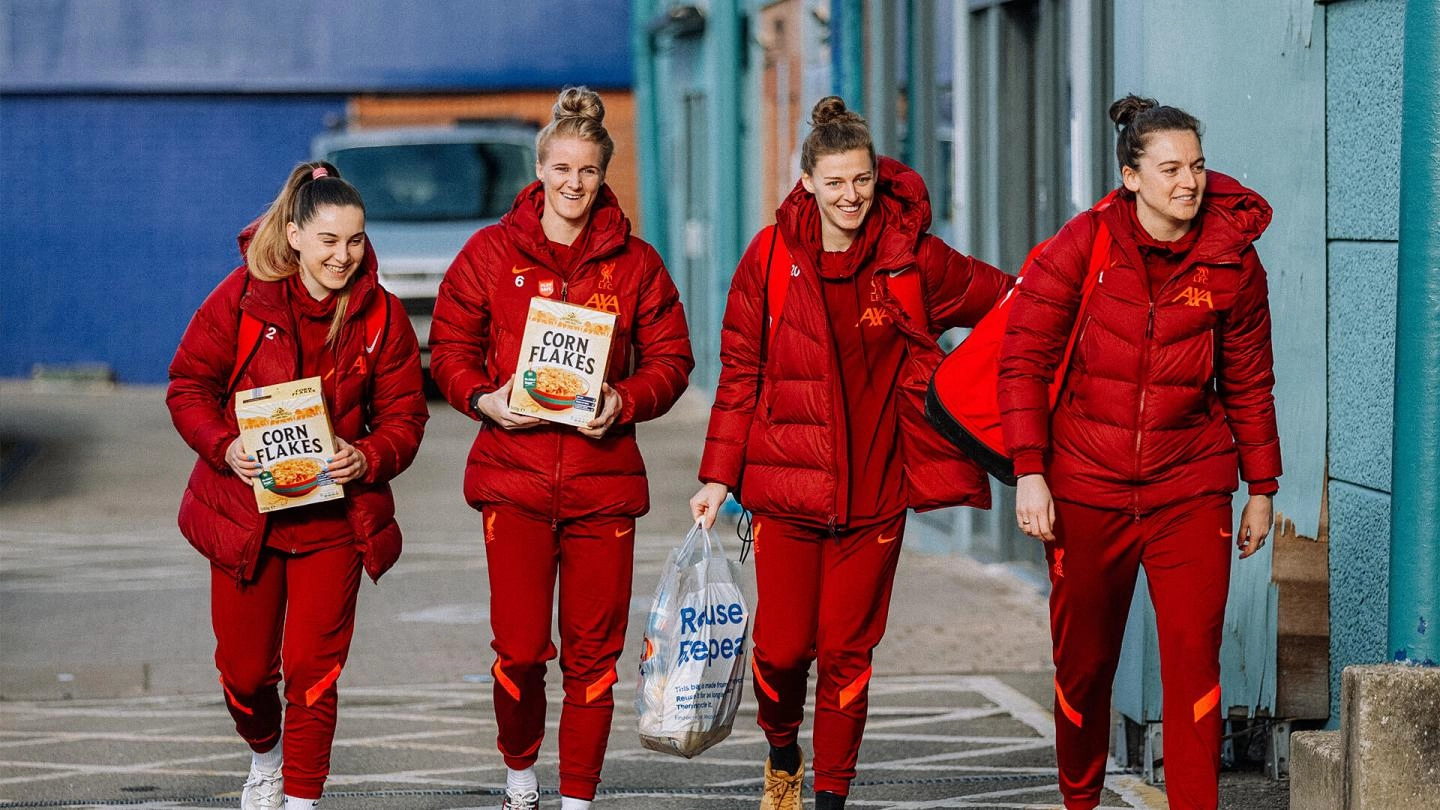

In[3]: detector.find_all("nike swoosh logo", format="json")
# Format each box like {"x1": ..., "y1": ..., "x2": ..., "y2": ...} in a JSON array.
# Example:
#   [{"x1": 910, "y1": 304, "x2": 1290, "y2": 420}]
[
  {"x1": 615, "y1": 527, "x2": 634, "y2": 538},
  {"x1": 512, "y1": 265, "x2": 536, "y2": 274},
  {"x1": 365, "y1": 331, "x2": 382, "y2": 354},
  {"x1": 877, "y1": 534, "x2": 896, "y2": 544}
]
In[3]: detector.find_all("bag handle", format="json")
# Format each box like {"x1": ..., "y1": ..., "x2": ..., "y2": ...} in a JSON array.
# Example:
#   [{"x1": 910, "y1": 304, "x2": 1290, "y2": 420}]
[{"x1": 683, "y1": 518, "x2": 740, "y2": 563}]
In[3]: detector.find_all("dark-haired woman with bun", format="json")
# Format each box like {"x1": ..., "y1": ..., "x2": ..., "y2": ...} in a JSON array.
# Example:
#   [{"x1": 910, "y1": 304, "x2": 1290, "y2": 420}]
[
  {"x1": 999, "y1": 95, "x2": 1281, "y2": 810},
  {"x1": 430, "y1": 86, "x2": 693, "y2": 810},
  {"x1": 691, "y1": 96, "x2": 1011, "y2": 810},
  {"x1": 167, "y1": 162, "x2": 428, "y2": 810}
]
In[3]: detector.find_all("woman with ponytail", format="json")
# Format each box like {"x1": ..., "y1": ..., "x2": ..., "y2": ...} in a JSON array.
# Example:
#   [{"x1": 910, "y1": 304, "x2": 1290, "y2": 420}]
[
  {"x1": 999, "y1": 95, "x2": 1281, "y2": 810},
  {"x1": 167, "y1": 162, "x2": 427, "y2": 810},
  {"x1": 429, "y1": 86, "x2": 693, "y2": 810},
  {"x1": 690, "y1": 96, "x2": 1011, "y2": 810}
]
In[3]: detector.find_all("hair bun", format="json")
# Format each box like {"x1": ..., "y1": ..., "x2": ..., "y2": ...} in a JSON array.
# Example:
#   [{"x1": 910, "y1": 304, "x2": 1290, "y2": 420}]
[
  {"x1": 552, "y1": 86, "x2": 605, "y2": 125},
  {"x1": 810, "y1": 95, "x2": 865, "y2": 128},
  {"x1": 1108, "y1": 94, "x2": 1158, "y2": 129}
]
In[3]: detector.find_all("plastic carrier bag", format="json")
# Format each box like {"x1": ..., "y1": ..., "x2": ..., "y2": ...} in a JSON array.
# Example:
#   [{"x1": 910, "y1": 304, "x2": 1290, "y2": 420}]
[{"x1": 636, "y1": 521, "x2": 750, "y2": 758}]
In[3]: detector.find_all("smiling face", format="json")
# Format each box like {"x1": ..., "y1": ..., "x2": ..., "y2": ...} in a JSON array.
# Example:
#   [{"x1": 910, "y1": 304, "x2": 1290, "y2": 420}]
[
  {"x1": 286, "y1": 204, "x2": 366, "y2": 300},
  {"x1": 801, "y1": 148, "x2": 876, "y2": 251},
  {"x1": 1121, "y1": 129, "x2": 1207, "y2": 240},
  {"x1": 537, "y1": 137, "x2": 605, "y2": 236}
]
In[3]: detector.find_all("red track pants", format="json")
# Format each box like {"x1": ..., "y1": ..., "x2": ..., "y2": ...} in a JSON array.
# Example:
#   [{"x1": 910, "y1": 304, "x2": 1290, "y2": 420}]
[
  {"x1": 482, "y1": 506, "x2": 635, "y2": 801},
  {"x1": 211, "y1": 542, "x2": 363, "y2": 800},
  {"x1": 750, "y1": 512, "x2": 906, "y2": 796},
  {"x1": 1047, "y1": 495, "x2": 1233, "y2": 810}
]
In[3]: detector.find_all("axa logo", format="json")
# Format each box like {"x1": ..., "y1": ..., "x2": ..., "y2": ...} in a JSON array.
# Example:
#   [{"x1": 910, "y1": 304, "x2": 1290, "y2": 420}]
[
  {"x1": 859, "y1": 307, "x2": 892, "y2": 327},
  {"x1": 584, "y1": 293, "x2": 621, "y2": 314},
  {"x1": 1173, "y1": 285, "x2": 1214, "y2": 309}
]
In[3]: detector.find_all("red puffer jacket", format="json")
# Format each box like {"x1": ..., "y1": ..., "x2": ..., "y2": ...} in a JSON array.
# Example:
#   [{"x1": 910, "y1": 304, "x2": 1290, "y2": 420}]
[
  {"x1": 998, "y1": 171, "x2": 1281, "y2": 514},
  {"x1": 429, "y1": 182, "x2": 693, "y2": 520},
  {"x1": 699, "y1": 157, "x2": 1013, "y2": 524},
  {"x1": 167, "y1": 227, "x2": 428, "y2": 582}
]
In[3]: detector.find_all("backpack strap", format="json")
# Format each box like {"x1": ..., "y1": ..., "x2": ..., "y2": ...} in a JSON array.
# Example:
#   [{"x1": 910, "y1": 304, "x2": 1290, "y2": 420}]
[
  {"x1": 225, "y1": 281, "x2": 392, "y2": 402},
  {"x1": 1047, "y1": 220, "x2": 1113, "y2": 404},
  {"x1": 762, "y1": 225, "x2": 787, "y2": 347},
  {"x1": 225, "y1": 276, "x2": 263, "y2": 401},
  {"x1": 762, "y1": 224, "x2": 930, "y2": 342}
]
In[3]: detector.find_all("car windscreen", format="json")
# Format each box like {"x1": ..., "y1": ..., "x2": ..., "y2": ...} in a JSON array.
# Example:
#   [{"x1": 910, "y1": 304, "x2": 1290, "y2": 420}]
[{"x1": 327, "y1": 142, "x2": 532, "y2": 222}]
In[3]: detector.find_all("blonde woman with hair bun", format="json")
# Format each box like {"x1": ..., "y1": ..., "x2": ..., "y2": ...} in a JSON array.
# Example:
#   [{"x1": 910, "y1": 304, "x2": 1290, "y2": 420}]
[{"x1": 430, "y1": 86, "x2": 694, "y2": 810}]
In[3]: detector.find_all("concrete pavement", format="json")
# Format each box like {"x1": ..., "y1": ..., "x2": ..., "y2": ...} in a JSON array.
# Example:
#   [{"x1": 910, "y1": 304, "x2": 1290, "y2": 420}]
[{"x1": 0, "y1": 381, "x2": 1283, "y2": 808}]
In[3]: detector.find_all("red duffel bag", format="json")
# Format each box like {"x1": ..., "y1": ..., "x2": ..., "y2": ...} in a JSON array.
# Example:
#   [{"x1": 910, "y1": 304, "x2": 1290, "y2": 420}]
[{"x1": 925, "y1": 214, "x2": 1113, "y2": 485}]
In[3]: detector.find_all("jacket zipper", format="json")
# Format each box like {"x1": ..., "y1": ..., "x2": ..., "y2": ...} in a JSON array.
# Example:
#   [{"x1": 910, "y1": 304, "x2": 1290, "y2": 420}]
[
  {"x1": 1133, "y1": 301, "x2": 1155, "y2": 518},
  {"x1": 550, "y1": 278, "x2": 571, "y2": 526}
]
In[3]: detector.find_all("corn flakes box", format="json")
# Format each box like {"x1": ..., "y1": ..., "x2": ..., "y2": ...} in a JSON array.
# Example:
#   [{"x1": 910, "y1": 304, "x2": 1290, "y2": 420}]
[
  {"x1": 234, "y1": 376, "x2": 344, "y2": 513},
  {"x1": 508, "y1": 297, "x2": 616, "y2": 427}
]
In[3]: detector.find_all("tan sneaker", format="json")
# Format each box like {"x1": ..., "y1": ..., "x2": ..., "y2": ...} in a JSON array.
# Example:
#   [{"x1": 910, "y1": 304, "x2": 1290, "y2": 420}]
[{"x1": 759, "y1": 753, "x2": 805, "y2": 810}]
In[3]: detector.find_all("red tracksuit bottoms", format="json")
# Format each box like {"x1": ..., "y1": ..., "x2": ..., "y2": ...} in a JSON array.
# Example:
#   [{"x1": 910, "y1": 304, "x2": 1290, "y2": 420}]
[
  {"x1": 482, "y1": 506, "x2": 635, "y2": 801},
  {"x1": 750, "y1": 511, "x2": 906, "y2": 796},
  {"x1": 1047, "y1": 495, "x2": 1233, "y2": 810},
  {"x1": 212, "y1": 542, "x2": 363, "y2": 800}
]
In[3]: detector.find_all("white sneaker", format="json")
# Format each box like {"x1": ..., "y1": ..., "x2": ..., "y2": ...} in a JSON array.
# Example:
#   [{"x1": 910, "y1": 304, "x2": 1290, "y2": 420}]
[
  {"x1": 501, "y1": 787, "x2": 540, "y2": 810},
  {"x1": 240, "y1": 756, "x2": 283, "y2": 810}
]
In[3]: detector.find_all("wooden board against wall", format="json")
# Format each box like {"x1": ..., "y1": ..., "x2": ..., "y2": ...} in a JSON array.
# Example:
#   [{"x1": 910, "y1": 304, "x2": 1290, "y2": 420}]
[
  {"x1": 346, "y1": 92, "x2": 639, "y2": 230},
  {"x1": 1273, "y1": 487, "x2": 1331, "y2": 719}
]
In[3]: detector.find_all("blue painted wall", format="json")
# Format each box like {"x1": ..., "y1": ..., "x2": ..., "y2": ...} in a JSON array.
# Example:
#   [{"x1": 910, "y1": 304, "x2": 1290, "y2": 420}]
[
  {"x1": 0, "y1": 0, "x2": 632, "y2": 383},
  {"x1": 0, "y1": 95, "x2": 347, "y2": 382},
  {"x1": 1325, "y1": 0, "x2": 1405, "y2": 723},
  {"x1": 1, "y1": 0, "x2": 633, "y2": 92}
]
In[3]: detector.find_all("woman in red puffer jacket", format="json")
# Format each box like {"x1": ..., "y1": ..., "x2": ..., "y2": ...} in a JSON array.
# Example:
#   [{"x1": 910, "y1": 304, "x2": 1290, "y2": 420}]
[
  {"x1": 168, "y1": 161, "x2": 427, "y2": 809},
  {"x1": 999, "y1": 95, "x2": 1281, "y2": 810},
  {"x1": 690, "y1": 96, "x2": 1011, "y2": 810},
  {"x1": 428, "y1": 87, "x2": 693, "y2": 810}
]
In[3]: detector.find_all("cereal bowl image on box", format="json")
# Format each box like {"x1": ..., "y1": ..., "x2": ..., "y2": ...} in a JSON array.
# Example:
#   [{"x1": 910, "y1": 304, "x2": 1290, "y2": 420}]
[
  {"x1": 523, "y1": 365, "x2": 591, "y2": 411},
  {"x1": 260, "y1": 457, "x2": 329, "y2": 498}
]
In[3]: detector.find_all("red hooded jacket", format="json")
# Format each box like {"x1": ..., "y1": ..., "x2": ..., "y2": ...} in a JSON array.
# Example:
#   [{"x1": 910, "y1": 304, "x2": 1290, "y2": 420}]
[
  {"x1": 998, "y1": 171, "x2": 1282, "y2": 514},
  {"x1": 428, "y1": 182, "x2": 694, "y2": 520},
  {"x1": 167, "y1": 227, "x2": 428, "y2": 582},
  {"x1": 699, "y1": 157, "x2": 1013, "y2": 524}
]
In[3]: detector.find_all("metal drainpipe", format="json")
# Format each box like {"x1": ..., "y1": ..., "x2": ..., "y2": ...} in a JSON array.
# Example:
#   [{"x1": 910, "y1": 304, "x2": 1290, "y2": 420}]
[
  {"x1": 708, "y1": 1, "x2": 743, "y2": 325},
  {"x1": 1389, "y1": 0, "x2": 1440, "y2": 667},
  {"x1": 631, "y1": 0, "x2": 669, "y2": 257},
  {"x1": 833, "y1": 0, "x2": 865, "y2": 108}
]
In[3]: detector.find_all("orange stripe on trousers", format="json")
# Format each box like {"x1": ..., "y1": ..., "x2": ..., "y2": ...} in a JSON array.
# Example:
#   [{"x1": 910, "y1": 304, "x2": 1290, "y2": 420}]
[
  {"x1": 220, "y1": 675, "x2": 254, "y2": 715},
  {"x1": 837, "y1": 666, "x2": 873, "y2": 709},
  {"x1": 1193, "y1": 683, "x2": 1222, "y2": 723},
  {"x1": 585, "y1": 669, "x2": 618, "y2": 703},
  {"x1": 492, "y1": 661, "x2": 521, "y2": 702},
  {"x1": 304, "y1": 663, "x2": 342, "y2": 707},
  {"x1": 752, "y1": 656, "x2": 779, "y2": 702},
  {"x1": 1055, "y1": 678, "x2": 1083, "y2": 727}
]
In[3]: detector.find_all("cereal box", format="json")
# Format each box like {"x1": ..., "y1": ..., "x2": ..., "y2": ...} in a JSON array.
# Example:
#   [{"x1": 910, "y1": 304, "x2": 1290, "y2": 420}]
[
  {"x1": 508, "y1": 297, "x2": 616, "y2": 427},
  {"x1": 234, "y1": 376, "x2": 344, "y2": 513}
]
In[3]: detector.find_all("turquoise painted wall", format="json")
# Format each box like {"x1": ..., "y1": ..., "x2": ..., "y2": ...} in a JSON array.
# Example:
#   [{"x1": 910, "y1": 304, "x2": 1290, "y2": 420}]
[
  {"x1": 1110, "y1": 0, "x2": 1329, "y2": 721},
  {"x1": 1325, "y1": 0, "x2": 1405, "y2": 724}
]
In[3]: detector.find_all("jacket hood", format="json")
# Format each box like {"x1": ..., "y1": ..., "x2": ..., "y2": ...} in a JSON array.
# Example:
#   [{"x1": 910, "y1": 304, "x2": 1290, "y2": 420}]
[
  {"x1": 501, "y1": 180, "x2": 631, "y2": 269},
  {"x1": 234, "y1": 216, "x2": 382, "y2": 324},
  {"x1": 776, "y1": 156, "x2": 934, "y2": 279},
  {"x1": 1104, "y1": 170, "x2": 1271, "y2": 262}
]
